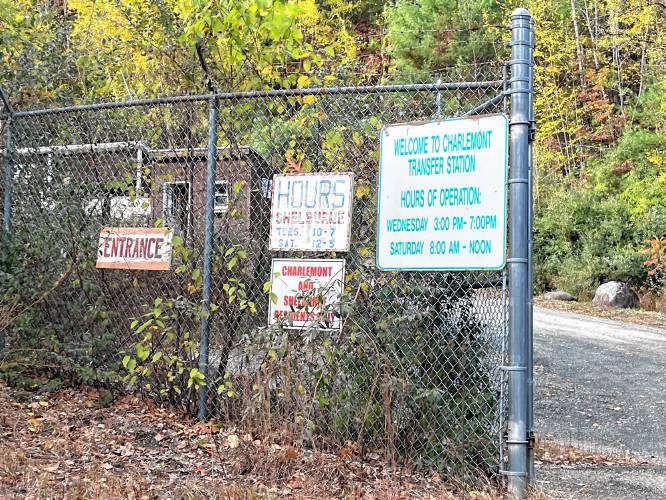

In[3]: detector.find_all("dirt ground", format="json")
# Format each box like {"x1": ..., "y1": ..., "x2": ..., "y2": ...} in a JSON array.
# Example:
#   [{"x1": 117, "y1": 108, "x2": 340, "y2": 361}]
[
  {"x1": 534, "y1": 298, "x2": 666, "y2": 329},
  {"x1": 0, "y1": 382, "x2": 514, "y2": 499}
]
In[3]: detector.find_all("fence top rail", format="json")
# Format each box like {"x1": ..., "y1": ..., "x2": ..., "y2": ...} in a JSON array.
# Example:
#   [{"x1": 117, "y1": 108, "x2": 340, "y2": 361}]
[
  {"x1": 0, "y1": 143, "x2": 264, "y2": 158},
  {"x1": 3, "y1": 80, "x2": 504, "y2": 119}
]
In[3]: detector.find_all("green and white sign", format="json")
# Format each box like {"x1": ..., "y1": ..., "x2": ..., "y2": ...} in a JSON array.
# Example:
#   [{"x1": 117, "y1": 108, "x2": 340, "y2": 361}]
[{"x1": 376, "y1": 114, "x2": 508, "y2": 271}]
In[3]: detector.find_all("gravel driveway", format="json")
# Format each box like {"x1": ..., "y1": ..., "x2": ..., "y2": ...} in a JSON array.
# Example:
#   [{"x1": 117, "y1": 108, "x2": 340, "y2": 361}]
[{"x1": 532, "y1": 306, "x2": 666, "y2": 499}]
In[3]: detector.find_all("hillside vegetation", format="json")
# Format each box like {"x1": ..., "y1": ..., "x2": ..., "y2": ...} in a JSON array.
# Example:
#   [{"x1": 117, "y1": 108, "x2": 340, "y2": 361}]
[{"x1": 1, "y1": 0, "x2": 665, "y2": 301}]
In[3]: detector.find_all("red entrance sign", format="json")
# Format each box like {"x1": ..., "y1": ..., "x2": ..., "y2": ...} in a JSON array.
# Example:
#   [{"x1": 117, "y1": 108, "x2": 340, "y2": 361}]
[{"x1": 96, "y1": 227, "x2": 173, "y2": 271}]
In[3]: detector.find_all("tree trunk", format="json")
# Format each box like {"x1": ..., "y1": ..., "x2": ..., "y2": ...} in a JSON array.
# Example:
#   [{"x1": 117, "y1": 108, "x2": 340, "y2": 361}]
[
  {"x1": 570, "y1": 0, "x2": 587, "y2": 85},
  {"x1": 581, "y1": 0, "x2": 600, "y2": 69}
]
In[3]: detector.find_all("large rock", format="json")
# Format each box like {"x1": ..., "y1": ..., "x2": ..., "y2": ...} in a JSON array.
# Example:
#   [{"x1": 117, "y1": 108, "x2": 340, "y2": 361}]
[
  {"x1": 593, "y1": 281, "x2": 640, "y2": 309},
  {"x1": 543, "y1": 291, "x2": 577, "y2": 302}
]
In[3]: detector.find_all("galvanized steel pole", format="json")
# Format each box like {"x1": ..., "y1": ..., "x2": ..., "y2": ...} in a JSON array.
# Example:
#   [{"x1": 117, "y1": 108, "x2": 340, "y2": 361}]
[
  {"x1": 198, "y1": 98, "x2": 218, "y2": 420},
  {"x1": 526, "y1": 15, "x2": 536, "y2": 485},
  {"x1": 507, "y1": 8, "x2": 533, "y2": 498},
  {"x1": 3, "y1": 117, "x2": 14, "y2": 237},
  {"x1": 1, "y1": 116, "x2": 12, "y2": 351}
]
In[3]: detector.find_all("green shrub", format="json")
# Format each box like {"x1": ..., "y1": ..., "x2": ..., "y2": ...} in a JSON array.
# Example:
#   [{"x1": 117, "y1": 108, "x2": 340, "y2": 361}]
[{"x1": 534, "y1": 114, "x2": 666, "y2": 297}]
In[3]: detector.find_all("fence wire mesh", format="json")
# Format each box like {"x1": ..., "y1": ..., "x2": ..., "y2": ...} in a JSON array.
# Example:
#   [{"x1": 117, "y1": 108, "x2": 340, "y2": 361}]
[{"x1": 1, "y1": 66, "x2": 510, "y2": 480}]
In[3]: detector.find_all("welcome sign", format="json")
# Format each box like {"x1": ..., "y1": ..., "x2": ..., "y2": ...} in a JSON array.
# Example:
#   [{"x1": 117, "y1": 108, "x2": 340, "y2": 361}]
[{"x1": 376, "y1": 114, "x2": 509, "y2": 271}]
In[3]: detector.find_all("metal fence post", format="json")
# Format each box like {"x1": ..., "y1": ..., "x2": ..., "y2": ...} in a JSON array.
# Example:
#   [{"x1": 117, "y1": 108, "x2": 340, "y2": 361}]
[
  {"x1": 198, "y1": 97, "x2": 218, "y2": 420},
  {"x1": 507, "y1": 8, "x2": 533, "y2": 498},
  {"x1": 526, "y1": 15, "x2": 536, "y2": 485},
  {"x1": 3, "y1": 116, "x2": 14, "y2": 239},
  {"x1": 1, "y1": 115, "x2": 13, "y2": 351}
]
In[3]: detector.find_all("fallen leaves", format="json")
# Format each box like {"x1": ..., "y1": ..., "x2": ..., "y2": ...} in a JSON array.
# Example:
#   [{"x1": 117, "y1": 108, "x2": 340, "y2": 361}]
[
  {"x1": 286, "y1": 472, "x2": 306, "y2": 489},
  {"x1": 340, "y1": 442, "x2": 360, "y2": 462},
  {"x1": 28, "y1": 418, "x2": 42, "y2": 433},
  {"x1": 340, "y1": 446, "x2": 354, "y2": 462},
  {"x1": 536, "y1": 439, "x2": 659, "y2": 467},
  {"x1": 534, "y1": 297, "x2": 666, "y2": 329},
  {"x1": 224, "y1": 433, "x2": 240, "y2": 449},
  {"x1": 0, "y1": 381, "x2": 506, "y2": 499},
  {"x1": 283, "y1": 445, "x2": 298, "y2": 461}
]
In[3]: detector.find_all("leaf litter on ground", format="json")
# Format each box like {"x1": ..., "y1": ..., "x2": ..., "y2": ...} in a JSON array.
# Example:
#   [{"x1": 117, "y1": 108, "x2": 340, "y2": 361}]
[{"x1": 0, "y1": 381, "x2": 519, "y2": 499}]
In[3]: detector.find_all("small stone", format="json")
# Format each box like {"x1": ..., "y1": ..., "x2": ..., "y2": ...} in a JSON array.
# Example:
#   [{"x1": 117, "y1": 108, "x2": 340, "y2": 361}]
[{"x1": 543, "y1": 291, "x2": 577, "y2": 301}]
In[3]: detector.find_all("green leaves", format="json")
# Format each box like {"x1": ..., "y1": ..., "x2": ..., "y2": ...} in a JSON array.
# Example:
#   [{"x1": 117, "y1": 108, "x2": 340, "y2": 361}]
[
  {"x1": 187, "y1": 368, "x2": 206, "y2": 388},
  {"x1": 122, "y1": 355, "x2": 137, "y2": 373},
  {"x1": 134, "y1": 319, "x2": 153, "y2": 335},
  {"x1": 135, "y1": 343, "x2": 150, "y2": 361},
  {"x1": 179, "y1": 0, "x2": 303, "y2": 82},
  {"x1": 123, "y1": 298, "x2": 201, "y2": 401},
  {"x1": 173, "y1": 0, "x2": 356, "y2": 90}
]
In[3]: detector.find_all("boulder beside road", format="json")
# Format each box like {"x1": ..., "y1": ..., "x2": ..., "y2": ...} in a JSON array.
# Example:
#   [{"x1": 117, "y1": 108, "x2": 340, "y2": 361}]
[
  {"x1": 593, "y1": 281, "x2": 640, "y2": 309},
  {"x1": 543, "y1": 291, "x2": 577, "y2": 301}
]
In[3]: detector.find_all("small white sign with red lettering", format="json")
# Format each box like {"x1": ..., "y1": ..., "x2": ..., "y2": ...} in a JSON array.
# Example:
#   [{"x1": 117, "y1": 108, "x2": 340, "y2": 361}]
[
  {"x1": 269, "y1": 173, "x2": 353, "y2": 252},
  {"x1": 268, "y1": 258, "x2": 345, "y2": 330},
  {"x1": 96, "y1": 227, "x2": 173, "y2": 271}
]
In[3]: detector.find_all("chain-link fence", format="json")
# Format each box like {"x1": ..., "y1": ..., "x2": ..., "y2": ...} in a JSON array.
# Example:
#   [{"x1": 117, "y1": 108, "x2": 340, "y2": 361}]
[{"x1": 0, "y1": 62, "x2": 519, "y2": 481}]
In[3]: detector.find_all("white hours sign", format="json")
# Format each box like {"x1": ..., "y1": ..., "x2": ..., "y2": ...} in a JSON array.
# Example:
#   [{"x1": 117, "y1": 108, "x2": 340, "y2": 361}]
[
  {"x1": 269, "y1": 173, "x2": 353, "y2": 252},
  {"x1": 376, "y1": 114, "x2": 508, "y2": 271}
]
